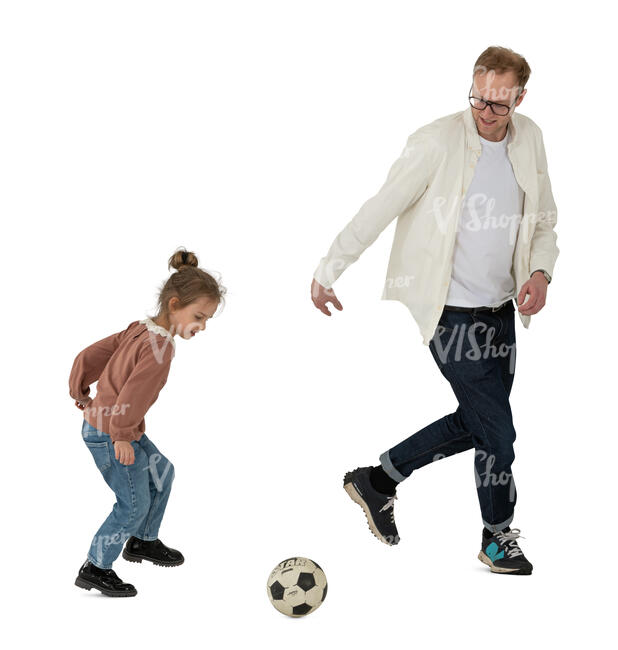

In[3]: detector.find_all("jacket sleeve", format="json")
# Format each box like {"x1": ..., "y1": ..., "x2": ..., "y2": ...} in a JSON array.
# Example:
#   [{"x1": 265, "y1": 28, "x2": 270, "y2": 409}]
[
  {"x1": 69, "y1": 328, "x2": 126, "y2": 403},
  {"x1": 529, "y1": 128, "x2": 559, "y2": 279},
  {"x1": 108, "y1": 338, "x2": 174, "y2": 443},
  {"x1": 312, "y1": 129, "x2": 441, "y2": 289}
]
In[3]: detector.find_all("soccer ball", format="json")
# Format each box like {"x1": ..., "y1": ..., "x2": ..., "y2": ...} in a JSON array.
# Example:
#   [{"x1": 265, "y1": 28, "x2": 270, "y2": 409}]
[{"x1": 266, "y1": 557, "x2": 328, "y2": 617}]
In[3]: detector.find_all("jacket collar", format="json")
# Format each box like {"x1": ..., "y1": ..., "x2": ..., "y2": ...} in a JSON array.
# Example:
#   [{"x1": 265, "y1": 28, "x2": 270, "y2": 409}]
[
  {"x1": 139, "y1": 317, "x2": 176, "y2": 349},
  {"x1": 463, "y1": 104, "x2": 518, "y2": 152}
]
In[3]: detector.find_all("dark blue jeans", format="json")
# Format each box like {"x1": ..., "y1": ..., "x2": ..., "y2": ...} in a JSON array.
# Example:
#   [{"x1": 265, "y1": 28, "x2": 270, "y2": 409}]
[{"x1": 379, "y1": 299, "x2": 517, "y2": 532}]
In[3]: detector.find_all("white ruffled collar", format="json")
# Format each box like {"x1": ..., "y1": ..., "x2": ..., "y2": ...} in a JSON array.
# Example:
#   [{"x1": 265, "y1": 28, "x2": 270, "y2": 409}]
[{"x1": 139, "y1": 317, "x2": 176, "y2": 349}]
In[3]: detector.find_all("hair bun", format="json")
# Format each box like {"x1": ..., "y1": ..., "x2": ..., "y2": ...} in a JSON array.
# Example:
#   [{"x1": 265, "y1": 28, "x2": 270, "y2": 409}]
[{"x1": 170, "y1": 248, "x2": 198, "y2": 271}]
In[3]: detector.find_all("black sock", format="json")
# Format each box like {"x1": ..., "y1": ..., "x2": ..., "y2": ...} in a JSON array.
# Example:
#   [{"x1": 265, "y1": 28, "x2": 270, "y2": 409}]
[
  {"x1": 86, "y1": 561, "x2": 110, "y2": 574},
  {"x1": 369, "y1": 465, "x2": 399, "y2": 495}
]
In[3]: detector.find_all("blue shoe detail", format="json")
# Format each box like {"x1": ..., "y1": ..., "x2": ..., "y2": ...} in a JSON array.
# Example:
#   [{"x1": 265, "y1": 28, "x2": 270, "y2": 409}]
[{"x1": 485, "y1": 542, "x2": 505, "y2": 562}]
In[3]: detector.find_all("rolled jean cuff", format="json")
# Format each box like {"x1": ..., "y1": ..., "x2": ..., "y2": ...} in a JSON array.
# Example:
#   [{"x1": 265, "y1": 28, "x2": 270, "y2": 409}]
[
  {"x1": 379, "y1": 450, "x2": 407, "y2": 483},
  {"x1": 482, "y1": 512, "x2": 514, "y2": 533}
]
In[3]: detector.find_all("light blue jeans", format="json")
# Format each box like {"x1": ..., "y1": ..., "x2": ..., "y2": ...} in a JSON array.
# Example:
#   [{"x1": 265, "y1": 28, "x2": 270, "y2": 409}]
[{"x1": 81, "y1": 419, "x2": 175, "y2": 569}]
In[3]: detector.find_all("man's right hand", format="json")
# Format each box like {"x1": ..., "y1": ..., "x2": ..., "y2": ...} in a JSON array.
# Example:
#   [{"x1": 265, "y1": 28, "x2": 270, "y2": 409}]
[
  {"x1": 311, "y1": 278, "x2": 343, "y2": 316},
  {"x1": 114, "y1": 440, "x2": 135, "y2": 465}
]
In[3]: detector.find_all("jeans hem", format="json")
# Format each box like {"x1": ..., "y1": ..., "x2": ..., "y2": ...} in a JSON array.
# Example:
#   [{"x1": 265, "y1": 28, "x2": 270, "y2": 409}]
[
  {"x1": 87, "y1": 553, "x2": 113, "y2": 570},
  {"x1": 482, "y1": 512, "x2": 514, "y2": 533},
  {"x1": 379, "y1": 450, "x2": 407, "y2": 483}
]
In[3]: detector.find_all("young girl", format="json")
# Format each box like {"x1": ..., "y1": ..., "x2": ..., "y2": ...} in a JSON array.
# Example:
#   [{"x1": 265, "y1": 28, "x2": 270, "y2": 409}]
[{"x1": 69, "y1": 248, "x2": 226, "y2": 597}]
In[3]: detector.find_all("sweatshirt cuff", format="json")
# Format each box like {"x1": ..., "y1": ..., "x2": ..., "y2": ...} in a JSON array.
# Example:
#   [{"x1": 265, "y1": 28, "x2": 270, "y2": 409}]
[
  {"x1": 110, "y1": 433, "x2": 137, "y2": 444},
  {"x1": 108, "y1": 427, "x2": 138, "y2": 443},
  {"x1": 71, "y1": 388, "x2": 91, "y2": 403}
]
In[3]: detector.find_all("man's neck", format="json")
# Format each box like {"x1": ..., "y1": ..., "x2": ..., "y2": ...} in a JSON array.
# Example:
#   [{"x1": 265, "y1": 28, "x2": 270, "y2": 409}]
[{"x1": 480, "y1": 122, "x2": 509, "y2": 143}]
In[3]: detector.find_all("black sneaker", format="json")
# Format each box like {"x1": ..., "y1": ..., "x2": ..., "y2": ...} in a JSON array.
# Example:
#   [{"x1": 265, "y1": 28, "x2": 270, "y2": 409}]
[
  {"x1": 478, "y1": 527, "x2": 533, "y2": 575},
  {"x1": 343, "y1": 466, "x2": 400, "y2": 545},
  {"x1": 74, "y1": 560, "x2": 137, "y2": 597},
  {"x1": 122, "y1": 537, "x2": 184, "y2": 567}
]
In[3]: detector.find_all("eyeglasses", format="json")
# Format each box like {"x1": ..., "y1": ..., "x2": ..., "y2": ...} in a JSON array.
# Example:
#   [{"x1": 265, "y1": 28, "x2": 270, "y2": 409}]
[{"x1": 468, "y1": 83, "x2": 522, "y2": 116}]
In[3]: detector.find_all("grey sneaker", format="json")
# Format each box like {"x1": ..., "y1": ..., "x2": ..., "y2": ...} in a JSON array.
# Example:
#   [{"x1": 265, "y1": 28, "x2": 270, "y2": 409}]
[{"x1": 343, "y1": 466, "x2": 400, "y2": 545}]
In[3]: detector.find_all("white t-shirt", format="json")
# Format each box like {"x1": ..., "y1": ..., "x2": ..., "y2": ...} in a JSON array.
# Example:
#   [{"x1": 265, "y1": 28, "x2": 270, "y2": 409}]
[{"x1": 445, "y1": 127, "x2": 524, "y2": 308}]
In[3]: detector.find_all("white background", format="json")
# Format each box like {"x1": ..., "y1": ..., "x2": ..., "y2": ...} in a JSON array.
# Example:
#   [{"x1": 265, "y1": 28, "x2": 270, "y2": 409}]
[{"x1": 1, "y1": 1, "x2": 615, "y2": 647}]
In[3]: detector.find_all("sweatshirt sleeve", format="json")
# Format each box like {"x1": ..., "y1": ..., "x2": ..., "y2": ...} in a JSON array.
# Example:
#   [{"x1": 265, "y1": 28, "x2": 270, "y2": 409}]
[
  {"x1": 69, "y1": 327, "x2": 127, "y2": 402},
  {"x1": 108, "y1": 337, "x2": 174, "y2": 443}
]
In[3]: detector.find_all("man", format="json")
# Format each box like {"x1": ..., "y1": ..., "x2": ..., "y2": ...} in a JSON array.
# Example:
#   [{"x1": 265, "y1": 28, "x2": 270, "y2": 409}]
[{"x1": 311, "y1": 47, "x2": 558, "y2": 575}]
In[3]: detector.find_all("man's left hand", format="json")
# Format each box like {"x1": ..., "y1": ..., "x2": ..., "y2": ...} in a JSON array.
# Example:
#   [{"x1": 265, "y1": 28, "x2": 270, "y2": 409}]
[{"x1": 517, "y1": 271, "x2": 549, "y2": 315}]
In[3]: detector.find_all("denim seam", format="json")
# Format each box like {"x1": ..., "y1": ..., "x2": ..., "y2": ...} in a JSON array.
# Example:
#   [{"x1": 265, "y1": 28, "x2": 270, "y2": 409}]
[
  {"x1": 98, "y1": 463, "x2": 137, "y2": 565},
  {"x1": 404, "y1": 433, "x2": 472, "y2": 464},
  {"x1": 141, "y1": 480, "x2": 160, "y2": 539},
  {"x1": 443, "y1": 365, "x2": 498, "y2": 526},
  {"x1": 126, "y1": 464, "x2": 138, "y2": 529}
]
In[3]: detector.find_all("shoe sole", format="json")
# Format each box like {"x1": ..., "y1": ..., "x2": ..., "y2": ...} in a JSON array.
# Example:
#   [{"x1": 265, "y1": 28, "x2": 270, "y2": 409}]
[
  {"x1": 477, "y1": 551, "x2": 532, "y2": 575},
  {"x1": 74, "y1": 576, "x2": 137, "y2": 597},
  {"x1": 122, "y1": 549, "x2": 184, "y2": 567},
  {"x1": 343, "y1": 470, "x2": 399, "y2": 546}
]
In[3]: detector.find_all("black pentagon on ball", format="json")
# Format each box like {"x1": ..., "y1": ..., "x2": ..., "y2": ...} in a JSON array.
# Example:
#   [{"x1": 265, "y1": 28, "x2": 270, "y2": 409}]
[
  {"x1": 321, "y1": 583, "x2": 328, "y2": 602},
  {"x1": 296, "y1": 572, "x2": 316, "y2": 591},
  {"x1": 269, "y1": 581, "x2": 285, "y2": 600},
  {"x1": 292, "y1": 603, "x2": 313, "y2": 616}
]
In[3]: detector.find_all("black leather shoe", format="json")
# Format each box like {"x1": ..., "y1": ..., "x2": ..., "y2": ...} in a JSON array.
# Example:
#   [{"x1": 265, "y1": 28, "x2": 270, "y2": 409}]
[
  {"x1": 122, "y1": 536, "x2": 184, "y2": 567},
  {"x1": 74, "y1": 560, "x2": 137, "y2": 597}
]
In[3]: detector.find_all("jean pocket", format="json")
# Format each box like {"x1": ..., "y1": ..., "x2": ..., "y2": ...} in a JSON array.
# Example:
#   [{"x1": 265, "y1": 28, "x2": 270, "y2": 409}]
[{"x1": 84, "y1": 440, "x2": 112, "y2": 473}]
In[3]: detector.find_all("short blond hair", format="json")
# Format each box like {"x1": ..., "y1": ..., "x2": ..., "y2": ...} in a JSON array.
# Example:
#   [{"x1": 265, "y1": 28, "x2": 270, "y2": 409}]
[{"x1": 473, "y1": 46, "x2": 531, "y2": 92}]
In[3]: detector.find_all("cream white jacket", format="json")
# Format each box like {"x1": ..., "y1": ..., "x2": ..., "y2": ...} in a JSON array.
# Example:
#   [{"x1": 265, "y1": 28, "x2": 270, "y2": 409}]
[{"x1": 313, "y1": 105, "x2": 559, "y2": 345}]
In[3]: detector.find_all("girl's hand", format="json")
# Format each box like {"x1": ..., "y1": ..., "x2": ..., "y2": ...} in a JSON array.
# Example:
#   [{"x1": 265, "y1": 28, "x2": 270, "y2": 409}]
[
  {"x1": 75, "y1": 397, "x2": 92, "y2": 410},
  {"x1": 114, "y1": 441, "x2": 135, "y2": 465}
]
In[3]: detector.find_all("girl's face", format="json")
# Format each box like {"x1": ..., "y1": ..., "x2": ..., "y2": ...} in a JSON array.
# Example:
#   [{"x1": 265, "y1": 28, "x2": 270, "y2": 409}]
[{"x1": 164, "y1": 296, "x2": 219, "y2": 340}]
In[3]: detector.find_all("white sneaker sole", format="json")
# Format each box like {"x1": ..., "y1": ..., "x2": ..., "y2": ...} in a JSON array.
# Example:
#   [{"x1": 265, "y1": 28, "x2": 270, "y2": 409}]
[
  {"x1": 478, "y1": 550, "x2": 528, "y2": 574},
  {"x1": 343, "y1": 481, "x2": 399, "y2": 546}
]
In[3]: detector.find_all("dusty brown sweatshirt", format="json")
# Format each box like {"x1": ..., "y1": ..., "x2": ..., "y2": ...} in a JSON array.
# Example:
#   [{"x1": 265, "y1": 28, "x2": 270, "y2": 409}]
[{"x1": 69, "y1": 318, "x2": 176, "y2": 443}]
